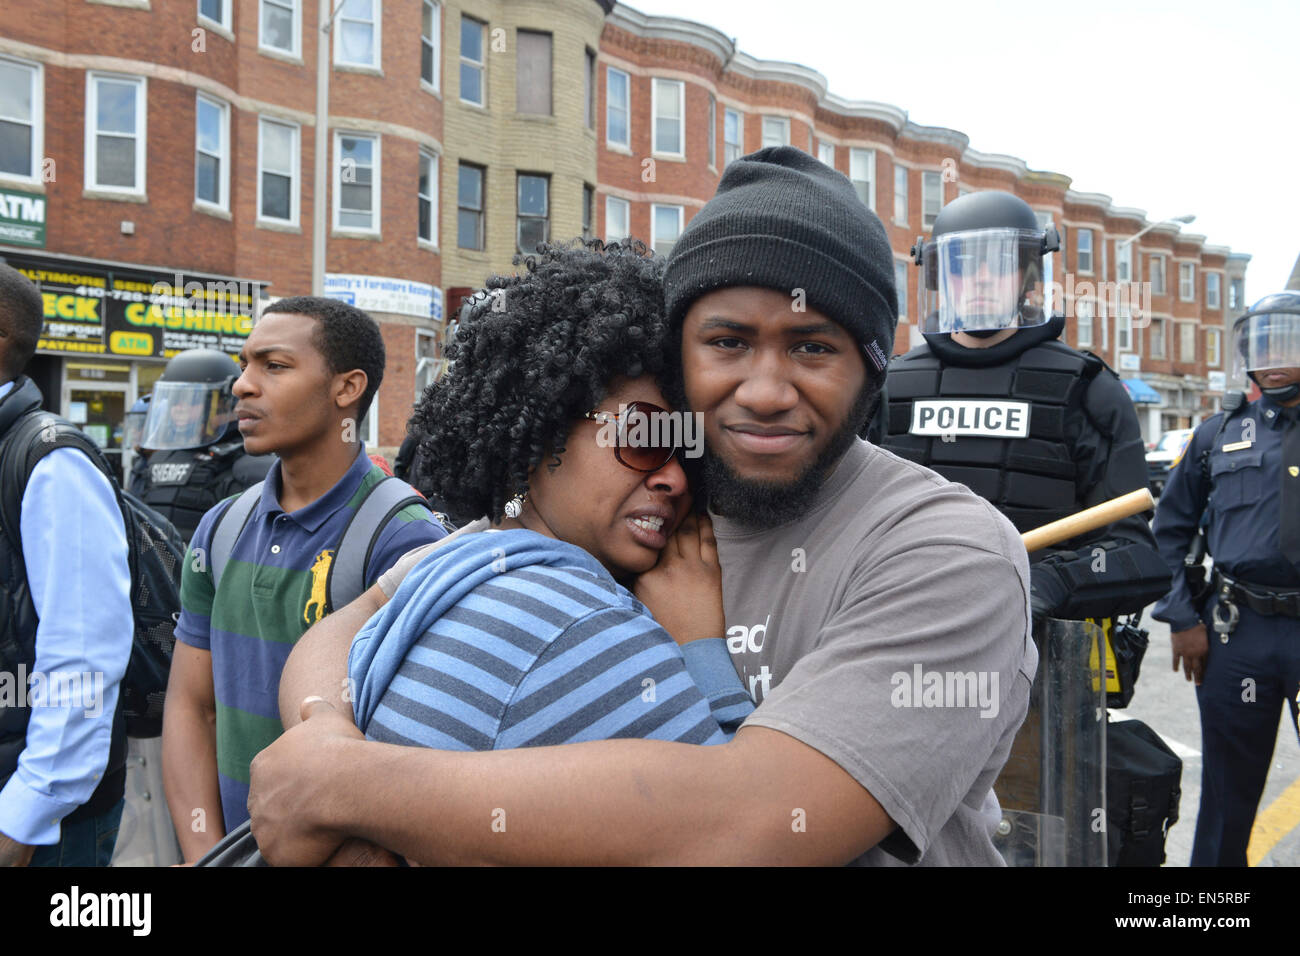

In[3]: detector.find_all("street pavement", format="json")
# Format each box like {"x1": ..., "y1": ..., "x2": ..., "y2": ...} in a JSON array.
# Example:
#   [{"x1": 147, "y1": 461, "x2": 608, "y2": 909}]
[{"x1": 1120, "y1": 608, "x2": 1300, "y2": 867}]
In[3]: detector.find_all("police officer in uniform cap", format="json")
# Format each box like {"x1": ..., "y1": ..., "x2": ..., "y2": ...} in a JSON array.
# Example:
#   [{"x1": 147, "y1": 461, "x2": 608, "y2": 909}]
[
  {"x1": 871, "y1": 189, "x2": 1169, "y2": 621},
  {"x1": 1152, "y1": 291, "x2": 1300, "y2": 866},
  {"x1": 138, "y1": 348, "x2": 274, "y2": 543}
]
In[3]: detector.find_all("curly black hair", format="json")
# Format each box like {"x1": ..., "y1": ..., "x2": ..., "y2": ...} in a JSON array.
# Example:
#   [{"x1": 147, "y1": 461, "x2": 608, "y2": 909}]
[
  {"x1": 262, "y1": 295, "x2": 385, "y2": 421},
  {"x1": 411, "y1": 238, "x2": 672, "y2": 523}
]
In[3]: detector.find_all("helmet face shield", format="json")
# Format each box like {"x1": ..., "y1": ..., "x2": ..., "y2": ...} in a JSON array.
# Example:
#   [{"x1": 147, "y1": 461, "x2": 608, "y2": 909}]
[
  {"x1": 919, "y1": 228, "x2": 1049, "y2": 334},
  {"x1": 1233, "y1": 309, "x2": 1300, "y2": 379},
  {"x1": 140, "y1": 381, "x2": 236, "y2": 450},
  {"x1": 122, "y1": 411, "x2": 147, "y2": 451}
]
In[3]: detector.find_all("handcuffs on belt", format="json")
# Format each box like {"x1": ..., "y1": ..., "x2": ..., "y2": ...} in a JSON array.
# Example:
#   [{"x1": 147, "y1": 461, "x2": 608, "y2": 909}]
[{"x1": 1211, "y1": 580, "x2": 1240, "y2": 643}]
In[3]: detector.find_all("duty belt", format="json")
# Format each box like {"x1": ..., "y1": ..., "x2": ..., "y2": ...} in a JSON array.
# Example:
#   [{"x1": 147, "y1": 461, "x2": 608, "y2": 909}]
[{"x1": 1211, "y1": 569, "x2": 1300, "y2": 621}]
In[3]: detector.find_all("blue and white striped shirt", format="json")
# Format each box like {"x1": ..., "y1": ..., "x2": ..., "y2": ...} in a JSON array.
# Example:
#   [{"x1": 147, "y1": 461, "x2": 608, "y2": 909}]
[{"x1": 350, "y1": 529, "x2": 753, "y2": 750}]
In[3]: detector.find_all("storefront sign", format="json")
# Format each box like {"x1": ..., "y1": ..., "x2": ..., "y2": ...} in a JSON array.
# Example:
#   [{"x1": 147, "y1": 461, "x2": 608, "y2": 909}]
[
  {"x1": 1, "y1": 250, "x2": 262, "y2": 358},
  {"x1": 0, "y1": 187, "x2": 45, "y2": 248},
  {"x1": 324, "y1": 272, "x2": 442, "y2": 321}
]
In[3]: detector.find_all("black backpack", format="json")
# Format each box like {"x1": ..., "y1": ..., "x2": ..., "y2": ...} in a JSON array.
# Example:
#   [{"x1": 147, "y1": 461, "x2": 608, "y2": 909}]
[
  {"x1": 0, "y1": 411, "x2": 184, "y2": 738},
  {"x1": 1106, "y1": 717, "x2": 1183, "y2": 866}
]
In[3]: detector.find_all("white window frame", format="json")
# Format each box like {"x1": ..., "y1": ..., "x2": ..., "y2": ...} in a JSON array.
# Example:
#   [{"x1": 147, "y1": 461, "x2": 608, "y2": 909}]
[
  {"x1": 459, "y1": 14, "x2": 486, "y2": 106},
  {"x1": 723, "y1": 109, "x2": 743, "y2": 166},
  {"x1": 1077, "y1": 228, "x2": 1093, "y2": 274},
  {"x1": 1150, "y1": 317, "x2": 1165, "y2": 359},
  {"x1": 198, "y1": 0, "x2": 232, "y2": 32},
  {"x1": 333, "y1": 130, "x2": 380, "y2": 234},
  {"x1": 1076, "y1": 298, "x2": 1093, "y2": 348},
  {"x1": 193, "y1": 92, "x2": 229, "y2": 211},
  {"x1": 334, "y1": 0, "x2": 381, "y2": 69},
  {"x1": 1149, "y1": 254, "x2": 1165, "y2": 295},
  {"x1": 849, "y1": 148, "x2": 875, "y2": 210},
  {"x1": 1179, "y1": 320, "x2": 1196, "y2": 363},
  {"x1": 605, "y1": 195, "x2": 629, "y2": 243},
  {"x1": 1116, "y1": 241, "x2": 1132, "y2": 283},
  {"x1": 0, "y1": 55, "x2": 43, "y2": 184},
  {"x1": 1117, "y1": 307, "x2": 1133, "y2": 352},
  {"x1": 922, "y1": 171, "x2": 942, "y2": 228},
  {"x1": 515, "y1": 172, "x2": 549, "y2": 254},
  {"x1": 418, "y1": 148, "x2": 438, "y2": 246},
  {"x1": 650, "y1": 203, "x2": 683, "y2": 257},
  {"x1": 1229, "y1": 277, "x2": 1244, "y2": 311},
  {"x1": 421, "y1": 0, "x2": 441, "y2": 92},
  {"x1": 761, "y1": 116, "x2": 789, "y2": 149},
  {"x1": 1206, "y1": 328, "x2": 1221, "y2": 368},
  {"x1": 893, "y1": 164, "x2": 908, "y2": 225},
  {"x1": 651, "y1": 78, "x2": 685, "y2": 158},
  {"x1": 605, "y1": 66, "x2": 629, "y2": 149},
  {"x1": 457, "y1": 161, "x2": 485, "y2": 250},
  {"x1": 84, "y1": 72, "x2": 147, "y2": 196},
  {"x1": 1206, "y1": 272, "x2": 1221, "y2": 309},
  {"x1": 818, "y1": 141, "x2": 834, "y2": 169},
  {"x1": 257, "y1": 116, "x2": 299, "y2": 225},
  {"x1": 415, "y1": 326, "x2": 442, "y2": 400},
  {"x1": 259, "y1": 0, "x2": 300, "y2": 58},
  {"x1": 1179, "y1": 262, "x2": 1195, "y2": 302}
]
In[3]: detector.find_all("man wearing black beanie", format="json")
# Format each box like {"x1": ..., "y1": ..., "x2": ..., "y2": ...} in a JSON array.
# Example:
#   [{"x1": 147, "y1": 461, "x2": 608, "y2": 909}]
[{"x1": 246, "y1": 148, "x2": 1038, "y2": 867}]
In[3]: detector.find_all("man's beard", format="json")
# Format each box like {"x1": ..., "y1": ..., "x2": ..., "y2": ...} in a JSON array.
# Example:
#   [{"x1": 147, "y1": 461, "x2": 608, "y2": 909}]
[{"x1": 701, "y1": 383, "x2": 879, "y2": 529}]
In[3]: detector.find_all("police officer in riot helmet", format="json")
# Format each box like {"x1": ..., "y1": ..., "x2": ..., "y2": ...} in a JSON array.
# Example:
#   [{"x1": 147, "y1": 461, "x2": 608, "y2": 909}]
[
  {"x1": 870, "y1": 189, "x2": 1170, "y2": 622},
  {"x1": 121, "y1": 393, "x2": 151, "y2": 496},
  {"x1": 1151, "y1": 291, "x2": 1300, "y2": 866},
  {"x1": 138, "y1": 348, "x2": 274, "y2": 543}
]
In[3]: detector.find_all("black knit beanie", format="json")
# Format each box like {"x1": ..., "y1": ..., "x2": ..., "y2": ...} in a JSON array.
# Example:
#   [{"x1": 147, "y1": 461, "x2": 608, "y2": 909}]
[{"x1": 663, "y1": 146, "x2": 898, "y2": 374}]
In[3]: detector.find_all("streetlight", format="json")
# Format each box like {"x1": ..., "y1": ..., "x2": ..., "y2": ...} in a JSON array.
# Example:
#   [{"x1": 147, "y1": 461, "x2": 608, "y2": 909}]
[
  {"x1": 1116, "y1": 213, "x2": 1196, "y2": 249},
  {"x1": 312, "y1": 0, "x2": 348, "y2": 297}
]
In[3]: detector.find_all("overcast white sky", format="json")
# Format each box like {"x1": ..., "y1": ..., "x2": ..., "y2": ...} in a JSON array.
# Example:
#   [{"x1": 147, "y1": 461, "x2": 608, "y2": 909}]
[{"x1": 625, "y1": 0, "x2": 1299, "y2": 300}]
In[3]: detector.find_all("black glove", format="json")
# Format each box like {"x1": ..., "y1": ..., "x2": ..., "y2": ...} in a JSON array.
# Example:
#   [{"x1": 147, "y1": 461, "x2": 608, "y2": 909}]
[{"x1": 1029, "y1": 561, "x2": 1070, "y2": 620}]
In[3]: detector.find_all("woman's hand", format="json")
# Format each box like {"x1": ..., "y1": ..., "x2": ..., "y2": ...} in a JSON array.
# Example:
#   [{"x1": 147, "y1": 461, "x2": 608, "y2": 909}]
[{"x1": 633, "y1": 513, "x2": 725, "y2": 645}]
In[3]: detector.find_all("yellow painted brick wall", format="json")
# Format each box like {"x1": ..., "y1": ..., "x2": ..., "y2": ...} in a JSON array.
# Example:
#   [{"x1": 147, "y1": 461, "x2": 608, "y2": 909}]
[{"x1": 441, "y1": 0, "x2": 603, "y2": 293}]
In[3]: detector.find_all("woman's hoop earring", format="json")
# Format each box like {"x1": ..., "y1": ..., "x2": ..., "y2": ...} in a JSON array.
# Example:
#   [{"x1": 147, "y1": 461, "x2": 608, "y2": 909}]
[{"x1": 504, "y1": 493, "x2": 526, "y2": 519}]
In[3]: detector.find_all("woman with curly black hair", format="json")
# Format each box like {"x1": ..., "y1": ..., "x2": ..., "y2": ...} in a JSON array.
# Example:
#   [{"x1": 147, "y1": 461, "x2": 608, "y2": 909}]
[{"x1": 337, "y1": 239, "x2": 754, "y2": 765}]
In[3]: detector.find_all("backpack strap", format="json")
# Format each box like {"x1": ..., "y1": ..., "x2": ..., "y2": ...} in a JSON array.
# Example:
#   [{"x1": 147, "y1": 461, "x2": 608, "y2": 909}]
[
  {"x1": 324, "y1": 476, "x2": 429, "y2": 613},
  {"x1": 209, "y1": 483, "x2": 263, "y2": 591}
]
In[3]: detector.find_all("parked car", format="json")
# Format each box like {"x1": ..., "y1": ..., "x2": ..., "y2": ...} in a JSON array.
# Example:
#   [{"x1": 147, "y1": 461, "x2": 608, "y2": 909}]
[{"x1": 1146, "y1": 427, "x2": 1195, "y2": 497}]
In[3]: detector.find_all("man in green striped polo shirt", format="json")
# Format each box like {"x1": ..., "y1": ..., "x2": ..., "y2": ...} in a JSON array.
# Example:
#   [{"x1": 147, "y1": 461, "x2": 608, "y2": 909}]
[{"x1": 160, "y1": 297, "x2": 447, "y2": 864}]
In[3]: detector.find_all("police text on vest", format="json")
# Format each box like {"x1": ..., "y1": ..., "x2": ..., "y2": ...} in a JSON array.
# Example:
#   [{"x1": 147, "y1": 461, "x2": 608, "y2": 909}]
[{"x1": 910, "y1": 400, "x2": 1030, "y2": 439}]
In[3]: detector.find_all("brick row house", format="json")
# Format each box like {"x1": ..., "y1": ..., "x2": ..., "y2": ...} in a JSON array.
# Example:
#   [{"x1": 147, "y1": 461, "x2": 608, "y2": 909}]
[{"x1": 0, "y1": 0, "x2": 1248, "y2": 470}]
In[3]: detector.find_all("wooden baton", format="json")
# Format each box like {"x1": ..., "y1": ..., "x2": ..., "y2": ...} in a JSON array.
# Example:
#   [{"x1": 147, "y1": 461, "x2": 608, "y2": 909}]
[{"x1": 1021, "y1": 488, "x2": 1156, "y2": 553}]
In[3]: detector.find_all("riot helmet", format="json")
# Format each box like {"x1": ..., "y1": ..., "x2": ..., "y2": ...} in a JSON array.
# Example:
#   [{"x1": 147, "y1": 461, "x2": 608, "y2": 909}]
[
  {"x1": 122, "y1": 394, "x2": 150, "y2": 451},
  {"x1": 140, "y1": 348, "x2": 240, "y2": 450},
  {"x1": 1232, "y1": 291, "x2": 1300, "y2": 401},
  {"x1": 912, "y1": 190, "x2": 1059, "y2": 336}
]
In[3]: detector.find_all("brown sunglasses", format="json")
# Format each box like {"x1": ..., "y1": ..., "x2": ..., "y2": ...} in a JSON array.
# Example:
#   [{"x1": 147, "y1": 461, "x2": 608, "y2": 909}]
[{"x1": 582, "y1": 401, "x2": 680, "y2": 473}]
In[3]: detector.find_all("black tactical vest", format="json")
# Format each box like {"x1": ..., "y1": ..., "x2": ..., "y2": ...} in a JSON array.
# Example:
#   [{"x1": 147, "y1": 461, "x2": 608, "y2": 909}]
[
  {"x1": 0, "y1": 377, "x2": 126, "y2": 822},
  {"x1": 879, "y1": 328, "x2": 1101, "y2": 534},
  {"x1": 142, "y1": 442, "x2": 248, "y2": 544}
]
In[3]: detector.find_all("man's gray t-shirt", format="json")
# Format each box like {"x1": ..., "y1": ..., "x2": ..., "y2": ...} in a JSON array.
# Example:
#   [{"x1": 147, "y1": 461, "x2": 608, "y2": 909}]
[
  {"x1": 715, "y1": 438, "x2": 1036, "y2": 866},
  {"x1": 375, "y1": 441, "x2": 1036, "y2": 865}
]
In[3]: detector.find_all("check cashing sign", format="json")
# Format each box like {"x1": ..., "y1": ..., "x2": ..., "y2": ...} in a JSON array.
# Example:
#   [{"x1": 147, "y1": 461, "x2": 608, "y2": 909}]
[
  {"x1": 910, "y1": 399, "x2": 1031, "y2": 438},
  {"x1": 1, "y1": 250, "x2": 262, "y2": 359}
]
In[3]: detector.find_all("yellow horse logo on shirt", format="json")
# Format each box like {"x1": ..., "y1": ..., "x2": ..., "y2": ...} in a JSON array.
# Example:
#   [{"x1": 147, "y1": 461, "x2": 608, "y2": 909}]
[{"x1": 304, "y1": 549, "x2": 335, "y2": 624}]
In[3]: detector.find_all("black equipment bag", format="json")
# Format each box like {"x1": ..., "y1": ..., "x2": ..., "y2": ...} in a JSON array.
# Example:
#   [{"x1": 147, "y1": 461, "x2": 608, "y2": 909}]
[
  {"x1": 1106, "y1": 617, "x2": 1149, "y2": 709},
  {"x1": 0, "y1": 411, "x2": 184, "y2": 737},
  {"x1": 1106, "y1": 717, "x2": 1182, "y2": 866}
]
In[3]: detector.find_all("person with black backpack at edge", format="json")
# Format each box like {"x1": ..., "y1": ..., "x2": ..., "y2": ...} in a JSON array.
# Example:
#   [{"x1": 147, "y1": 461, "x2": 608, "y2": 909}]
[
  {"x1": 0, "y1": 263, "x2": 135, "y2": 867},
  {"x1": 161, "y1": 296, "x2": 447, "y2": 864}
]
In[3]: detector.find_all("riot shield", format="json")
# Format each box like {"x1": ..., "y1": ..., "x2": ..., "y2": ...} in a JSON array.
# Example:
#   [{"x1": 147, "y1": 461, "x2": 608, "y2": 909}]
[{"x1": 993, "y1": 617, "x2": 1107, "y2": 866}]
